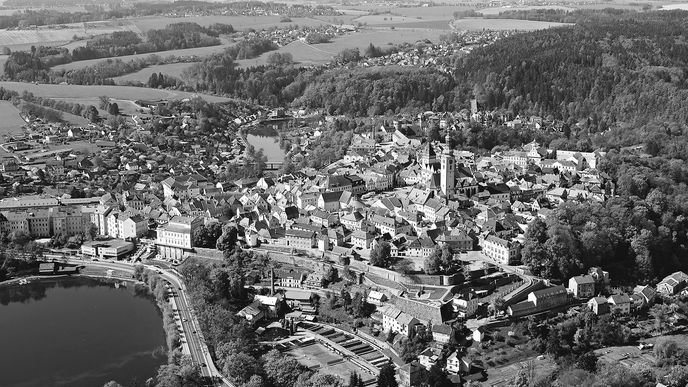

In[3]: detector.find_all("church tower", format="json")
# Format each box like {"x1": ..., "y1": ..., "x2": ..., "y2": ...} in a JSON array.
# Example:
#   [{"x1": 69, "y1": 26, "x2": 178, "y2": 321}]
[{"x1": 440, "y1": 133, "x2": 455, "y2": 198}]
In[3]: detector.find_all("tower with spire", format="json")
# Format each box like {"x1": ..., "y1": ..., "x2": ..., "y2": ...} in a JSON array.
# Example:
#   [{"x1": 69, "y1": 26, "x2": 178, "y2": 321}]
[{"x1": 440, "y1": 133, "x2": 455, "y2": 198}]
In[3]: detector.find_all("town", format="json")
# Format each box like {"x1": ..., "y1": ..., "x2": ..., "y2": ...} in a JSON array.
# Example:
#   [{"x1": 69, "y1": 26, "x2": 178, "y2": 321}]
[{"x1": 1, "y1": 92, "x2": 686, "y2": 387}]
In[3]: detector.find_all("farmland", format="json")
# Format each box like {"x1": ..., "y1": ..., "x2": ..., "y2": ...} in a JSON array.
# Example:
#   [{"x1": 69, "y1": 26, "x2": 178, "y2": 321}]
[
  {"x1": 0, "y1": 21, "x2": 140, "y2": 52},
  {"x1": 0, "y1": 101, "x2": 26, "y2": 139},
  {"x1": 236, "y1": 28, "x2": 446, "y2": 68},
  {"x1": 113, "y1": 62, "x2": 199, "y2": 84},
  {"x1": 129, "y1": 15, "x2": 329, "y2": 33},
  {"x1": 50, "y1": 44, "x2": 232, "y2": 72},
  {"x1": 451, "y1": 18, "x2": 571, "y2": 31},
  {"x1": 0, "y1": 82, "x2": 230, "y2": 116}
]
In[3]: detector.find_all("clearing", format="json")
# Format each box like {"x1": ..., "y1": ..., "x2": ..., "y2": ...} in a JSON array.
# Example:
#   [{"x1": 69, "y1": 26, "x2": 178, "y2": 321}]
[
  {"x1": 0, "y1": 101, "x2": 25, "y2": 139},
  {"x1": 51, "y1": 44, "x2": 231, "y2": 72},
  {"x1": 236, "y1": 28, "x2": 446, "y2": 68},
  {"x1": 0, "y1": 82, "x2": 230, "y2": 116},
  {"x1": 129, "y1": 15, "x2": 329, "y2": 33},
  {"x1": 113, "y1": 62, "x2": 199, "y2": 84},
  {"x1": 451, "y1": 18, "x2": 571, "y2": 30}
]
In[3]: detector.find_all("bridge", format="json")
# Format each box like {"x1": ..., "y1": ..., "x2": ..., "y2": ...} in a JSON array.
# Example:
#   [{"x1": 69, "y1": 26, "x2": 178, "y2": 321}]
[{"x1": 235, "y1": 161, "x2": 284, "y2": 171}]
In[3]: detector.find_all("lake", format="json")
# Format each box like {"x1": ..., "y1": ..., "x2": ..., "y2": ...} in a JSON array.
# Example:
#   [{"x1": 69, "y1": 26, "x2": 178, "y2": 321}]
[
  {"x1": 0, "y1": 277, "x2": 167, "y2": 387},
  {"x1": 245, "y1": 125, "x2": 286, "y2": 163}
]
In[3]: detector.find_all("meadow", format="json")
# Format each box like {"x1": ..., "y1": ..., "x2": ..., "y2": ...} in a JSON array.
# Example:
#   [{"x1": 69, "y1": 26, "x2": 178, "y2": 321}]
[
  {"x1": 129, "y1": 15, "x2": 329, "y2": 33},
  {"x1": 451, "y1": 18, "x2": 571, "y2": 30},
  {"x1": 113, "y1": 62, "x2": 199, "y2": 84},
  {"x1": 50, "y1": 44, "x2": 231, "y2": 72},
  {"x1": 0, "y1": 82, "x2": 230, "y2": 116},
  {"x1": 237, "y1": 28, "x2": 446, "y2": 68},
  {"x1": 0, "y1": 101, "x2": 26, "y2": 138}
]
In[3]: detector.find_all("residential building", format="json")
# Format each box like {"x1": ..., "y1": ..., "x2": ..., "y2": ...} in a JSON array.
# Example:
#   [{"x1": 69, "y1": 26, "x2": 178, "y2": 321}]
[
  {"x1": 608, "y1": 294, "x2": 631, "y2": 314},
  {"x1": 285, "y1": 229, "x2": 315, "y2": 249},
  {"x1": 657, "y1": 271, "x2": 688, "y2": 295},
  {"x1": 568, "y1": 275, "x2": 596, "y2": 298},
  {"x1": 482, "y1": 235, "x2": 521, "y2": 265}
]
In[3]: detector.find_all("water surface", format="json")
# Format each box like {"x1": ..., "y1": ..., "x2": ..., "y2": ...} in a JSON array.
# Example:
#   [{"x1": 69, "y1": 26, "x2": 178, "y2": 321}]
[{"x1": 0, "y1": 277, "x2": 166, "y2": 387}]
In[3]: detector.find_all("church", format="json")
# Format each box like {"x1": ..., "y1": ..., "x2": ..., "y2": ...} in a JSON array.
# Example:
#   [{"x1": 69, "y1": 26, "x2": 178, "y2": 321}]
[{"x1": 417, "y1": 134, "x2": 478, "y2": 200}]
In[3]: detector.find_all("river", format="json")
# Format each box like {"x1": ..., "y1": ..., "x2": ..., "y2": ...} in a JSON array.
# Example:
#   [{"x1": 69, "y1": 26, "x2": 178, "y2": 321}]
[
  {"x1": 0, "y1": 277, "x2": 167, "y2": 387},
  {"x1": 245, "y1": 124, "x2": 287, "y2": 163}
]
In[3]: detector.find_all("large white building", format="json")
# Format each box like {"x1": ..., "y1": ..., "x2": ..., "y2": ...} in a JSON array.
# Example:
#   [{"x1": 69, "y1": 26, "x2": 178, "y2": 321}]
[
  {"x1": 482, "y1": 235, "x2": 521, "y2": 265},
  {"x1": 0, "y1": 207, "x2": 85, "y2": 238},
  {"x1": 155, "y1": 216, "x2": 203, "y2": 260}
]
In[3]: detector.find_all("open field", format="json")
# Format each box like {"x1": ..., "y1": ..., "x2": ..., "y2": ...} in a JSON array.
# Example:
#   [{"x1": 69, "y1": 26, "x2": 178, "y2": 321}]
[
  {"x1": 51, "y1": 44, "x2": 231, "y2": 72},
  {"x1": 130, "y1": 15, "x2": 330, "y2": 33},
  {"x1": 237, "y1": 28, "x2": 445, "y2": 68},
  {"x1": 478, "y1": 5, "x2": 575, "y2": 15},
  {"x1": 0, "y1": 101, "x2": 25, "y2": 138},
  {"x1": 451, "y1": 18, "x2": 571, "y2": 30},
  {"x1": 0, "y1": 82, "x2": 230, "y2": 116},
  {"x1": 0, "y1": 22, "x2": 140, "y2": 51},
  {"x1": 114, "y1": 62, "x2": 199, "y2": 84}
]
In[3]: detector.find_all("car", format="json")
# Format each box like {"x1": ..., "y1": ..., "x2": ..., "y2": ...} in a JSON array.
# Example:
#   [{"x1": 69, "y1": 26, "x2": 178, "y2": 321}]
[{"x1": 201, "y1": 363, "x2": 207, "y2": 367}]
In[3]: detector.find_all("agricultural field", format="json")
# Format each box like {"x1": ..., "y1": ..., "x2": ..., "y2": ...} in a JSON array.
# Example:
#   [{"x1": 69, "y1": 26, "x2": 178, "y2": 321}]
[
  {"x1": 477, "y1": 5, "x2": 575, "y2": 15},
  {"x1": 129, "y1": 15, "x2": 329, "y2": 33},
  {"x1": 236, "y1": 28, "x2": 446, "y2": 68},
  {"x1": 50, "y1": 44, "x2": 231, "y2": 72},
  {"x1": 0, "y1": 22, "x2": 140, "y2": 52},
  {"x1": 451, "y1": 18, "x2": 571, "y2": 31},
  {"x1": 0, "y1": 101, "x2": 26, "y2": 139},
  {"x1": 0, "y1": 81, "x2": 230, "y2": 116},
  {"x1": 113, "y1": 62, "x2": 199, "y2": 84}
]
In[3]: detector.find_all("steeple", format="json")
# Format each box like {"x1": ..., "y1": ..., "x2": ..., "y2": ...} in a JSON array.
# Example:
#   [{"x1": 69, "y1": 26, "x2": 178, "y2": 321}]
[{"x1": 440, "y1": 133, "x2": 455, "y2": 198}]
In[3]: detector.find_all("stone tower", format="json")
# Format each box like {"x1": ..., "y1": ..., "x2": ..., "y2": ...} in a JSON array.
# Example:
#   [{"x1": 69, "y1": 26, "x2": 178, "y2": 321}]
[{"x1": 440, "y1": 133, "x2": 455, "y2": 198}]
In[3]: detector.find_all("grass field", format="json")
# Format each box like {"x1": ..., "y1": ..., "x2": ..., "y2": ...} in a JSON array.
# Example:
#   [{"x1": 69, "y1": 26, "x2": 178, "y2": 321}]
[
  {"x1": 451, "y1": 18, "x2": 571, "y2": 30},
  {"x1": 237, "y1": 28, "x2": 446, "y2": 68},
  {"x1": 477, "y1": 5, "x2": 575, "y2": 15},
  {"x1": 130, "y1": 15, "x2": 329, "y2": 33},
  {"x1": 0, "y1": 101, "x2": 25, "y2": 138},
  {"x1": 51, "y1": 44, "x2": 231, "y2": 72},
  {"x1": 114, "y1": 62, "x2": 199, "y2": 84},
  {"x1": 0, "y1": 22, "x2": 139, "y2": 52},
  {"x1": 0, "y1": 81, "x2": 230, "y2": 116}
]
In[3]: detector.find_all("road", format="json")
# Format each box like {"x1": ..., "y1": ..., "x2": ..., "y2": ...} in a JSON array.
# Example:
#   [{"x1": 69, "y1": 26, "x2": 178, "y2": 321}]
[{"x1": 58, "y1": 257, "x2": 233, "y2": 386}]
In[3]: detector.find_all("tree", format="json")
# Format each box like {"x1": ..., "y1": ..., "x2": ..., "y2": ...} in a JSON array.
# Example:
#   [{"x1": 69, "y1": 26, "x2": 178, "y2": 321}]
[
  {"x1": 102, "y1": 382, "x2": 124, "y2": 387},
  {"x1": 108, "y1": 102, "x2": 119, "y2": 115},
  {"x1": 377, "y1": 364, "x2": 398, "y2": 387},
  {"x1": 216, "y1": 225, "x2": 238, "y2": 251},
  {"x1": 370, "y1": 241, "x2": 392, "y2": 268},
  {"x1": 262, "y1": 349, "x2": 306, "y2": 387},
  {"x1": 98, "y1": 95, "x2": 110, "y2": 110},
  {"x1": 576, "y1": 351, "x2": 598, "y2": 373},
  {"x1": 84, "y1": 105, "x2": 99, "y2": 123},
  {"x1": 222, "y1": 352, "x2": 261, "y2": 385}
]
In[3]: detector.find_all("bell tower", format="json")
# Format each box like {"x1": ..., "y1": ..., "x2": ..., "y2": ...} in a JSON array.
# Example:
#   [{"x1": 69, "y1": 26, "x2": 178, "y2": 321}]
[{"x1": 440, "y1": 133, "x2": 455, "y2": 198}]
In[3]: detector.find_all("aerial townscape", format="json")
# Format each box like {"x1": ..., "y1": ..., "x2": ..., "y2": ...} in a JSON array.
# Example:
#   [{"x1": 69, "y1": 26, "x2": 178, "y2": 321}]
[{"x1": 1, "y1": 0, "x2": 688, "y2": 387}]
